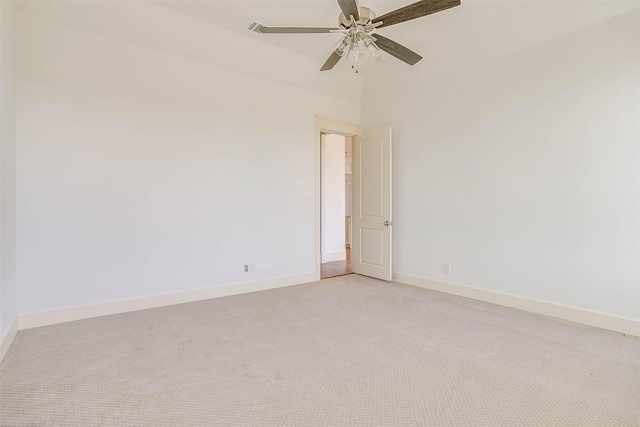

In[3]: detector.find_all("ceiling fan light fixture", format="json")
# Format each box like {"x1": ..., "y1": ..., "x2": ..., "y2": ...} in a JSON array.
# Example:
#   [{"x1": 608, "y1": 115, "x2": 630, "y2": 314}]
[{"x1": 334, "y1": 28, "x2": 380, "y2": 64}]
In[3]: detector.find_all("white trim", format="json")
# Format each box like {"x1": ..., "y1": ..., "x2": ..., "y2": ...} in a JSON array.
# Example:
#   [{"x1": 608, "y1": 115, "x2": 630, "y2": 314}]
[
  {"x1": 315, "y1": 117, "x2": 361, "y2": 137},
  {"x1": 19, "y1": 273, "x2": 316, "y2": 330},
  {"x1": 322, "y1": 250, "x2": 347, "y2": 263},
  {"x1": 394, "y1": 273, "x2": 640, "y2": 337},
  {"x1": 0, "y1": 316, "x2": 19, "y2": 363},
  {"x1": 315, "y1": 116, "x2": 360, "y2": 282}
]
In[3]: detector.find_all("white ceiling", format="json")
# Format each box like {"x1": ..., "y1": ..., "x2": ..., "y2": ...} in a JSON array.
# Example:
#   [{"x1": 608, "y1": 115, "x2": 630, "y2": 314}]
[
  {"x1": 154, "y1": 0, "x2": 640, "y2": 72},
  {"x1": 15, "y1": 0, "x2": 640, "y2": 76}
]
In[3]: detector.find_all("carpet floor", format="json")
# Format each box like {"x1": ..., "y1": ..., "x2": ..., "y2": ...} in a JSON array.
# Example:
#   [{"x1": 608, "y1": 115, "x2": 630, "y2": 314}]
[{"x1": 1, "y1": 275, "x2": 639, "y2": 426}]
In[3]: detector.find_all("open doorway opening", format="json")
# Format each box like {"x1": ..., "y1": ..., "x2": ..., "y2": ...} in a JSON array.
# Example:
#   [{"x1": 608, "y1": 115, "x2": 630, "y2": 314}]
[{"x1": 321, "y1": 133, "x2": 353, "y2": 279}]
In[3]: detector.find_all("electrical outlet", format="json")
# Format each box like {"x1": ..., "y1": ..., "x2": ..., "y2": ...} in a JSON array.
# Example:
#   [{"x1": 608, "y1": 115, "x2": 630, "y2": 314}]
[
  {"x1": 243, "y1": 265, "x2": 249, "y2": 273},
  {"x1": 443, "y1": 263, "x2": 451, "y2": 274}
]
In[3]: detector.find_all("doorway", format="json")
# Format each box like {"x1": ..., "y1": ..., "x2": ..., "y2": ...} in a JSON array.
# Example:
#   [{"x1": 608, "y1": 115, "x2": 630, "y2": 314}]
[
  {"x1": 320, "y1": 133, "x2": 353, "y2": 279},
  {"x1": 315, "y1": 118, "x2": 392, "y2": 282}
]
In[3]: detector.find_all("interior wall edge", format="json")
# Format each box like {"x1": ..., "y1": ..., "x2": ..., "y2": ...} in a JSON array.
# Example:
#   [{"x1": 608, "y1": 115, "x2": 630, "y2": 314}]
[
  {"x1": 18, "y1": 273, "x2": 317, "y2": 331},
  {"x1": 393, "y1": 273, "x2": 640, "y2": 337},
  {"x1": 0, "y1": 316, "x2": 18, "y2": 364}
]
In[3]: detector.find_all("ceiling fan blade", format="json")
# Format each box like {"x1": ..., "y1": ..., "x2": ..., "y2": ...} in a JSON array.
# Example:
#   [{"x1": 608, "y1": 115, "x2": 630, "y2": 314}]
[
  {"x1": 258, "y1": 26, "x2": 340, "y2": 34},
  {"x1": 320, "y1": 49, "x2": 343, "y2": 71},
  {"x1": 372, "y1": 0, "x2": 460, "y2": 29},
  {"x1": 373, "y1": 34, "x2": 422, "y2": 65},
  {"x1": 337, "y1": 0, "x2": 360, "y2": 21}
]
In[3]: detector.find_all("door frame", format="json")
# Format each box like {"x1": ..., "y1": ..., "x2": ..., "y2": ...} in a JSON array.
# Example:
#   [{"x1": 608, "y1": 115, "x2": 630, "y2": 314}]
[{"x1": 315, "y1": 117, "x2": 361, "y2": 281}]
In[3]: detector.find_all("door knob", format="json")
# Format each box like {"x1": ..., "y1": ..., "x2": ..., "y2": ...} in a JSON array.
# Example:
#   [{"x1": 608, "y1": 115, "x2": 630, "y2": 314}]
[{"x1": 384, "y1": 221, "x2": 392, "y2": 226}]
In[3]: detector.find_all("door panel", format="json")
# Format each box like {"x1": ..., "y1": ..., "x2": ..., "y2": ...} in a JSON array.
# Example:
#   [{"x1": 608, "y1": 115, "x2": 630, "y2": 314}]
[
  {"x1": 360, "y1": 229, "x2": 384, "y2": 266},
  {"x1": 360, "y1": 139, "x2": 384, "y2": 217},
  {"x1": 352, "y1": 127, "x2": 392, "y2": 281}
]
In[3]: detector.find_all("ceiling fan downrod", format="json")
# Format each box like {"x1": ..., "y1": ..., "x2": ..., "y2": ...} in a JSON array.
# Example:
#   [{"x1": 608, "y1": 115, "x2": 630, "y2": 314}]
[{"x1": 338, "y1": 6, "x2": 376, "y2": 29}]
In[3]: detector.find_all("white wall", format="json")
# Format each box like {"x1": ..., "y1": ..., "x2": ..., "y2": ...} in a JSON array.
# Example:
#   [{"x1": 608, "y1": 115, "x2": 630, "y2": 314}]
[
  {"x1": 15, "y1": 11, "x2": 360, "y2": 316},
  {"x1": 321, "y1": 134, "x2": 346, "y2": 262},
  {"x1": 0, "y1": 0, "x2": 18, "y2": 345},
  {"x1": 361, "y1": 9, "x2": 640, "y2": 322},
  {"x1": 12, "y1": 1, "x2": 638, "y2": 331}
]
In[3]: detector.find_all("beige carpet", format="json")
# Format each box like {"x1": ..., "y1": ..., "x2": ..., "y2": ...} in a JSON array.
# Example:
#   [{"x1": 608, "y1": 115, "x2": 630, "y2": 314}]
[{"x1": 1, "y1": 275, "x2": 639, "y2": 426}]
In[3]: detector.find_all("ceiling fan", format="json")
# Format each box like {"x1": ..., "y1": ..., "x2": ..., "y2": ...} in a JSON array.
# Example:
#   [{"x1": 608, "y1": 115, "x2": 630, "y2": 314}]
[{"x1": 248, "y1": 0, "x2": 461, "y2": 71}]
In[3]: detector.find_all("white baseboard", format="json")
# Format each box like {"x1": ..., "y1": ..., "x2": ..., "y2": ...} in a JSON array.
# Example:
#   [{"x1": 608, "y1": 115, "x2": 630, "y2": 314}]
[
  {"x1": 0, "y1": 316, "x2": 19, "y2": 363},
  {"x1": 19, "y1": 273, "x2": 317, "y2": 330},
  {"x1": 322, "y1": 251, "x2": 346, "y2": 263},
  {"x1": 393, "y1": 273, "x2": 640, "y2": 337}
]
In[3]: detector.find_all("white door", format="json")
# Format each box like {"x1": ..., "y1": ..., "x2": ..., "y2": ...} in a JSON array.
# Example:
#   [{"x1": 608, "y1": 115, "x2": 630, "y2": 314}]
[{"x1": 352, "y1": 127, "x2": 392, "y2": 281}]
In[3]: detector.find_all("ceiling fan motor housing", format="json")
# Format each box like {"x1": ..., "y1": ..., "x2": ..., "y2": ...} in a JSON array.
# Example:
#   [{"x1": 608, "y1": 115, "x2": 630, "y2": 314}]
[{"x1": 339, "y1": 7, "x2": 376, "y2": 28}]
